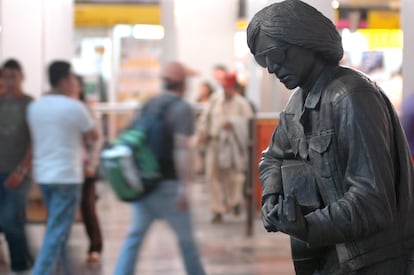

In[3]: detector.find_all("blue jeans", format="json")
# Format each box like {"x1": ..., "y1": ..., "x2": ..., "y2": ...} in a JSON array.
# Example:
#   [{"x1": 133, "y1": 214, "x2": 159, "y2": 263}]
[
  {"x1": 32, "y1": 184, "x2": 82, "y2": 275},
  {"x1": 0, "y1": 173, "x2": 33, "y2": 271},
  {"x1": 114, "y1": 180, "x2": 206, "y2": 275}
]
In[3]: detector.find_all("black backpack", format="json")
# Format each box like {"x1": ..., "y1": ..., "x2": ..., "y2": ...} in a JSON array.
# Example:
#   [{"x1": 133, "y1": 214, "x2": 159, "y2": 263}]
[{"x1": 100, "y1": 96, "x2": 178, "y2": 201}]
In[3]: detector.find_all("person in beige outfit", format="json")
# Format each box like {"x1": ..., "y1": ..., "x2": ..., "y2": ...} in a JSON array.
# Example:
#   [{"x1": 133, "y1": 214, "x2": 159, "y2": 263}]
[{"x1": 199, "y1": 73, "x2": 254, "y2": 223}]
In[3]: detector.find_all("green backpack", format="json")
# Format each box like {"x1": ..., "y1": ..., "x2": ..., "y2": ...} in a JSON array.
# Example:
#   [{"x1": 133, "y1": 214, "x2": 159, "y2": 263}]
[{"x1": 100, "y1": 97, "x2": 177, "y2": 201}]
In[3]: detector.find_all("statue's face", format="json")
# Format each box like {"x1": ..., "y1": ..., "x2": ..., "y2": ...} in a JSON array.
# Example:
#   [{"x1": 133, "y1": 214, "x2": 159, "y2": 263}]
[
  {"x1": 253, "y1": 33, "x2": 315, "y2": 90},
  {"x1": 255, "y1": 46, "x2": 288, "y2": 68}
]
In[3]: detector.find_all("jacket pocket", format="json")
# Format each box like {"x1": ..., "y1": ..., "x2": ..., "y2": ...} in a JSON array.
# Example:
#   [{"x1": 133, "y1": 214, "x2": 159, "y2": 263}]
[
  {"x1": 281, "y1": 159, "x2": 323, "y2": 214},
  {"x1": 308, "y1": 133, "x2": 332, "y2": 178}
]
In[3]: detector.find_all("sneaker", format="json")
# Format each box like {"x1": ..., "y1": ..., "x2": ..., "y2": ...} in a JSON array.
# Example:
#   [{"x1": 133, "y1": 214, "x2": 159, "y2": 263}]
[
  {"x1": 233, "y1": 204, "x2": 241, "y2": 216},
  {"x1": 86, "y1": 252, "x2": 101, "y2": 264}
]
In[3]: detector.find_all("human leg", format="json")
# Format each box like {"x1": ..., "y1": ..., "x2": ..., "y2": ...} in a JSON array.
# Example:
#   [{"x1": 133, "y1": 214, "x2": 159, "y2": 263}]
[
  {"x1": 160, "y1": 180, "x2": 206, "y2": 275},
  {"x1": 81, "y1": 178, "x2": 103, "y2": 258},
  {"x1": 0, "y1": 174, "x2": 33, "y2": 272},
  {"x1": 205, "y1": 142, "x2": 226, "y2": 220},
  {"x1": 165, "y1": 209, "x2": 206, "y2": 275},
  {"x1": 225, "y1": 170, "x2": 245, "y2": 213},
  {"x1": 32, "y1": 184, "x2": 81, "y2": 275},
  {"x1": 114, "y1": 200, "x2": 154, "y2": 275}
]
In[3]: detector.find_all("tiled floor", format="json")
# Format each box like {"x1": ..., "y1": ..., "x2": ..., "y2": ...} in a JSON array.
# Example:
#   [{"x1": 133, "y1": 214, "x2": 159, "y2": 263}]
[{"x1": 0, "y1": 180, "x2": 295, "y2": 275}]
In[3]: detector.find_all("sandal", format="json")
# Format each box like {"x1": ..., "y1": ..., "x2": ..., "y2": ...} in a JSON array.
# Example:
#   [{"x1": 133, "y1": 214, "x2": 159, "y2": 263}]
[{"x1": 86, "y1": 251, "x2": 101, "y2": 264}]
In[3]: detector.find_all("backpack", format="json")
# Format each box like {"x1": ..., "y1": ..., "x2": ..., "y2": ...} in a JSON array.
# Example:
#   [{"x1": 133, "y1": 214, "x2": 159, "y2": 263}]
[{"x1": 100, "y1": 96, "x2": 178, "y2": 202}]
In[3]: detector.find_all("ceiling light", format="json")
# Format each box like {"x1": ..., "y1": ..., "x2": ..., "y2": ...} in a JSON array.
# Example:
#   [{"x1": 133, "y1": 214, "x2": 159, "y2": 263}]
[{"x1": 332, "y1": 0, "x2": 340, "y2": 9}]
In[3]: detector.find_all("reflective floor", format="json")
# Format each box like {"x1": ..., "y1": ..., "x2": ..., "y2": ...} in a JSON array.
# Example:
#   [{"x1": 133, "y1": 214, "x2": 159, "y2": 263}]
[{"x1": 0, "y1": 180, "x2": 295, "y2": 275}]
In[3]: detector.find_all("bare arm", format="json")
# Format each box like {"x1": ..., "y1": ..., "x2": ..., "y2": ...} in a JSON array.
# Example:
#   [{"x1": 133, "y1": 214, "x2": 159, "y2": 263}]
[
  {"x1": 173, "y1": 133, "x2": 194, "y2": 210},
  {"x1": 84, "y1": 126, "x2": 98, "y2": 142},
  {"x1": 18, "y1": 145, "x2": 32, "y2": 173},
  {"x1": 85, "y1": 113, "x2": 104, "y2": 176},
  {"x1": 5, "y1": 145, "x2": 32, "y2": 188}
]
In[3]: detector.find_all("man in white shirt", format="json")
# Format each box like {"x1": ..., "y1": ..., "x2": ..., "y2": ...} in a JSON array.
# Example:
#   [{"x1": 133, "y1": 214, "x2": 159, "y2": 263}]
[{"x1": 27, "y1": 60, "x2": 97, "y2": 275}]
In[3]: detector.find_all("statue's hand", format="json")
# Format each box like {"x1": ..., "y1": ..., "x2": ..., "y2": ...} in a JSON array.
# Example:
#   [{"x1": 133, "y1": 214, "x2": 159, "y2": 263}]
[
  {"x1": 261, "y1": 194, "x2": 279, "y2": 232},
  {"x1": 267, "y1": 194, "x2": 308, "y2": 241}
]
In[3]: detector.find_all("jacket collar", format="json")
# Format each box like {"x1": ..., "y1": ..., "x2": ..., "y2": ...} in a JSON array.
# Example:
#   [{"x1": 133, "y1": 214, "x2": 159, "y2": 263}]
[
  {"x1": 280, "y1": 65, "x2": 336, "y2": 159},
  {"x1": 303, "y1": 64, "x2": 335, "y2": 110}
]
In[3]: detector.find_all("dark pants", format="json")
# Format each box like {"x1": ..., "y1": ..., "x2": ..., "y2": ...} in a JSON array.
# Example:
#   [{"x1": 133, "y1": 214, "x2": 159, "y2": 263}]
[
  {"x1": 81, "y1": 177, "x2": 103, "y2": 253},
  {"x1": 291, "y1": 237, "x2": 326, "y2": 275},
  {"x1": 0, "y1": 173, "x2": 33, "y2": 271}
]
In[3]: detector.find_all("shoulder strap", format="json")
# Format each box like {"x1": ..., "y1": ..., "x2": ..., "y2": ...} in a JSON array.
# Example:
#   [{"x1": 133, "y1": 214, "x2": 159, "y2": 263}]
[
  {"x1": 129, "y1": 96, "x2": 179, "y2": 130},
  {"x1": 156, "y1": 95, "x2": 180, "y2": 118}
]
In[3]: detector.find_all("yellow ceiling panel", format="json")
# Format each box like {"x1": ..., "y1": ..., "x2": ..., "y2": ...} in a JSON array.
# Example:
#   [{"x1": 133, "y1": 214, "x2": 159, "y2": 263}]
[{"x1": 75, "y1": 3, "x2": 161, "y2": 27}]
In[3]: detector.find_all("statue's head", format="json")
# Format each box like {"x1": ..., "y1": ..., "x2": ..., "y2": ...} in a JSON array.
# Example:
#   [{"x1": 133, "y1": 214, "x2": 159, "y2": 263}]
[{"x1": 247, "y1": 0, "x2": 343, "y2": 66}]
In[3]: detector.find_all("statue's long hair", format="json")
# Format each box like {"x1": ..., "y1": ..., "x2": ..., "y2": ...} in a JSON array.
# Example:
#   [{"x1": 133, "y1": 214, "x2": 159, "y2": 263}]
[{"x1": 247, "y1": 0, "x2": 343, "y2": 65}]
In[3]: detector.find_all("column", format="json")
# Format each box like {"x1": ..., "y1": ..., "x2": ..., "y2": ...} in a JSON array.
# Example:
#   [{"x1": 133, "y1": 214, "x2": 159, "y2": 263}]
[
  {"x1": 160, "y1": 0, "x2": 177, "y2": 65},
  {"x1": 402, "y1": 0, "x2": 414, "y2": 97},
  {"x1": 246, "y1": 0, "x2": 275, "y2": 113},
  {"x1": 43, "y1": 0, "x2": 74, "y2": 67},
  {"x1": 161, "y1": 0, "x2": 238, "y2": 101},
  {"x1": 0, "y1": 0, "x2": 74, "y2": 98}
]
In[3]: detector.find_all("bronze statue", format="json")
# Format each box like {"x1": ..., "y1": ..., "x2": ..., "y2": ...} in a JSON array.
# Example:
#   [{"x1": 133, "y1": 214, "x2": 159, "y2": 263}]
[{"x1": 247, "y1": 0, "x2": 414, "y2": 274}]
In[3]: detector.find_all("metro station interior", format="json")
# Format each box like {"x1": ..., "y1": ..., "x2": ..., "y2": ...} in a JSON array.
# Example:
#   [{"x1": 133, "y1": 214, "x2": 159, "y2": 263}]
[{"x1": 0, "y1": 0, "x2": 413, "y2": 274}]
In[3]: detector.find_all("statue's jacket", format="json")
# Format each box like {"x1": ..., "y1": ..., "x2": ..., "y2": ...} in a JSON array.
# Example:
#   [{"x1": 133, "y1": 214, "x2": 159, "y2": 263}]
[{"x1": 259, "y1": 65, "x2": 414, "y2": 272}]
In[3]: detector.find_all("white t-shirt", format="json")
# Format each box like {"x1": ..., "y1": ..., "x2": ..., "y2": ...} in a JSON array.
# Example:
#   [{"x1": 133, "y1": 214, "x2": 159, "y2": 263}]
[{"x1": 27, "y1": 95, "x2": 95, "y2": 184}]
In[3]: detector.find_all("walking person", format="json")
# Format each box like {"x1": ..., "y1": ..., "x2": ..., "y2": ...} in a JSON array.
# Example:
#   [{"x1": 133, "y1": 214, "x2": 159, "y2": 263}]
[
  {"x1": 0, "y1": 68, "x2": 4, "y2": 97},
  {"x1": 401, "y1": 93, "x2": 414, "y2": 162},
  {"x1": 28, "y1": 61, "x2": 97, "y2": 275},
  {"x1": 74, "y1": 75, "x2": 104, "y2": 264},
  {"x1": 114, "y1": 61, "x2": 206, "y2": 275},
  {"x1": 0, "y1": 58, "x2": 34, "y2": 275},
  {"x1": 198, "y1": 73, "x2": 254, "y2": 223},
  {"x1": 194, "y1": 81, "x2": 215, "y2": 176}
]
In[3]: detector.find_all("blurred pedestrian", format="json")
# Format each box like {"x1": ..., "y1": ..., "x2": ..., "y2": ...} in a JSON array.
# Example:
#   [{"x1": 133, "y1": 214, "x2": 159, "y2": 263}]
[
  {"x1": 0, "y1": 68, "x2": 4, "y2": 97},
  {"x1": 194, "y1": 81, "x2": 215, "y2": 176},
  {"x1": 235, "y1": 82, "x2": 257, "y2": 114},
  {"x1": 198, "y1": 73, "x2": 254, "y2": 223},
  {"x1": 401, "y1": 93, "x2": 414, "y2": 162},
  {"x1": 114, "y1": 61, "x2": 206, "y2": 275},
  {"x1": 211, "y1": 64, "x2": 228, "y2": 98},
  {"x1": 212, "y1": 64, "x2": 227, "y2": 85},
  {"x1": 72, "y1": 75, "x2": 104, "y2": 264},
  {"x1": 28, "y1": 61, "x2": 97, "y2": 275},
  {"x1": 0, "y1": 58, "x2": 34, "y2": 275},
  {"x1": 0, "y1": 68, "x2": 3, "y2": 242},
  {"x1": 196, "y1": 81, "x2": 214, "y2": 106}
]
